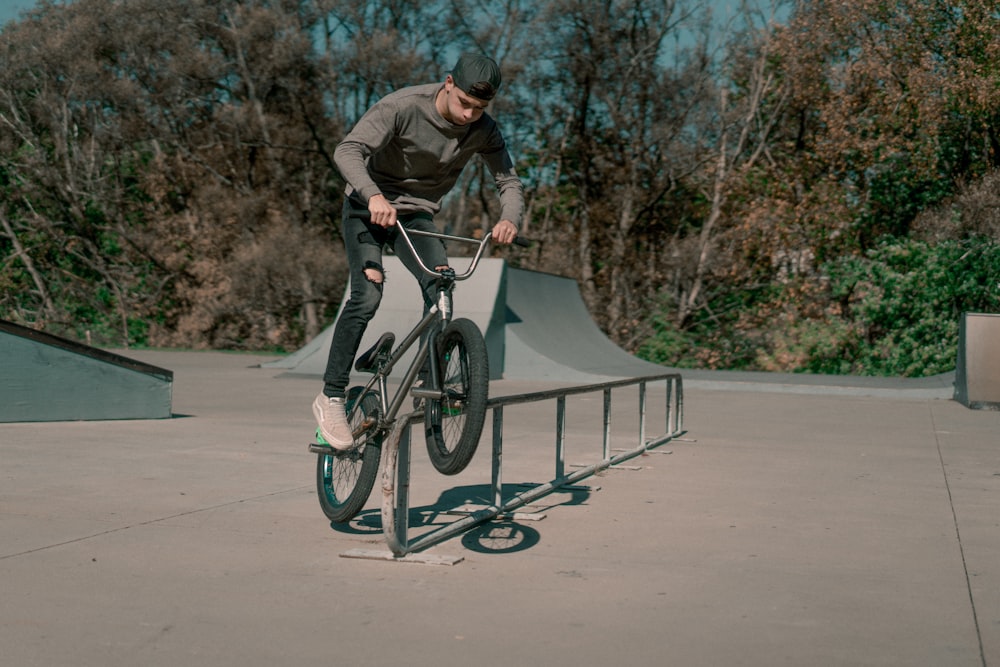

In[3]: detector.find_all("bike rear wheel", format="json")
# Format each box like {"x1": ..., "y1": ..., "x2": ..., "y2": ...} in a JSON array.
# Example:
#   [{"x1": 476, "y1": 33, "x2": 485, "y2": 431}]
[
  {"x1": 424, "y1": 318, "x2": 489, "y2": 475},
  {"x1": 316, "y1": 387, "x2": 382, "y2": 522}
]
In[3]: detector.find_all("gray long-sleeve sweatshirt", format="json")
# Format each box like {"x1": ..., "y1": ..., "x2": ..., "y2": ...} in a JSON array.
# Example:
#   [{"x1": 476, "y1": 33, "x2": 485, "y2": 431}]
[{"x1": 333, "y1": 83, "x2": 524, "y2": 225}]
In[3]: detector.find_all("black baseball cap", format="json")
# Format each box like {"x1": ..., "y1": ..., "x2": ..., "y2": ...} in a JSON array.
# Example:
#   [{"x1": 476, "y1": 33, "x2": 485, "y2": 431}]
[{"x1": 450, "y1": 54, "x2": 502, "y2": 101}]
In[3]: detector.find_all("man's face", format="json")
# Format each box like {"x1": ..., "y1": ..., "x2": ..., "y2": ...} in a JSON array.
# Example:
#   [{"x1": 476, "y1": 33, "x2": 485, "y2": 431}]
[{"x1": 441, "y1": 76, "x2": 489, "y2": 125}]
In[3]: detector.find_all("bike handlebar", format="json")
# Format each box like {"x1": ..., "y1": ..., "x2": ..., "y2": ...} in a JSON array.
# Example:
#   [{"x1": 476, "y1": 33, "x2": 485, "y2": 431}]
[
  {"x1": 393, "y1": 225, "x2": 491, "y2": 280},
  {"x1": 392, "y1": 223, "x2": 531, "y2": 281}
]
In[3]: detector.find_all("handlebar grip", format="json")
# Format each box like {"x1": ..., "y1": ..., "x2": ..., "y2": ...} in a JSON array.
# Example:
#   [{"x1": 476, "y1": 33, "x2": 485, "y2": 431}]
[{"x1": 513, "y1": 236, "x2": 533, "y2": 248}]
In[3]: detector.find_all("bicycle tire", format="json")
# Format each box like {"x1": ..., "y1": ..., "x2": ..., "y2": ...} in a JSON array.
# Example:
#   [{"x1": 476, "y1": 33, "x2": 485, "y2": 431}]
[
  {"x1": 424, "y1": 318, "x2": 489, "y2": 475},
  {"x1": 316, "y1": 387, "x2": 383, "y2": 522}
]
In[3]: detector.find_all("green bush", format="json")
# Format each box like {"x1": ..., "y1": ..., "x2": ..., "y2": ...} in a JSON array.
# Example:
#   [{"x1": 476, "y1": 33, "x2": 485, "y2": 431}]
[
  {"x1": 638, "y1": 236, "x2": 999, "y2": 377},
  {"x1": 824, "y1": 236, "x2": 1000, "y2": 376}
]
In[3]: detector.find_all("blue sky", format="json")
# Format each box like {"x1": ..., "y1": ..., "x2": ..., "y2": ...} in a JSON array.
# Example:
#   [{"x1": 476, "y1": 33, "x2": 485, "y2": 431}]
[{"x1": 0, "y1": 0, "x2": 37, "y2": 26}]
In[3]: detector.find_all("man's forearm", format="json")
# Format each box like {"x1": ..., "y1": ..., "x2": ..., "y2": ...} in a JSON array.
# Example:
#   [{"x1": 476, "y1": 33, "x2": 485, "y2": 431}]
[{"x1": 333, "y1": 140, "x2": 381, "y2": 201}]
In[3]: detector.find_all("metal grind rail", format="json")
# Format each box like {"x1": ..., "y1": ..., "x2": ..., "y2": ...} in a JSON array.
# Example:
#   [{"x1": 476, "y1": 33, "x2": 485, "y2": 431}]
[{"x1": 366, "y1": 373, "x2": 684, "y2": 560}]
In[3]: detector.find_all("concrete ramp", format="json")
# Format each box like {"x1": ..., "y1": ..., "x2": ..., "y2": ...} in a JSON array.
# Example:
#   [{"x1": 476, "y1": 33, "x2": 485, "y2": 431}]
[
  {"x1": 265, "y1": 258, "x2": 671, "y2": 382},
  {"x1": 263, "y1": 256, "x2": 508, "y2": 380},
  {"x1": 0, "y1": 320, "x2": 173, "y2": 422},
  {"x1": 503, "y1": 267, "x2": 669, "y2": 381}
]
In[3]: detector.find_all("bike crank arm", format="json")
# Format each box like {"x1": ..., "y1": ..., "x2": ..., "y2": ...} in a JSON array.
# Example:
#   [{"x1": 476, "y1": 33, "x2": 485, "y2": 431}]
[{"x1": 411, "y1": 386, "x2": 445, "y2": 401}]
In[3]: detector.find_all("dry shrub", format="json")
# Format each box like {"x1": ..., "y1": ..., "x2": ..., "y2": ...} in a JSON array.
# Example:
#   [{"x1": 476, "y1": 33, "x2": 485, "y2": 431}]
[
  {"x1": 912, "y1": 170, "x2": 1000, "y2": 242},
  {"x1": 149, "y1": 214, "x2": 345, "y2": 351}
]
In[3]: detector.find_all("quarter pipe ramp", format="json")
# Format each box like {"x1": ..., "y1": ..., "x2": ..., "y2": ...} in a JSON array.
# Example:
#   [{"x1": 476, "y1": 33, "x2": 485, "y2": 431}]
[{"x1": 263, "y1": 257, "x2": 669, "y2": 383}]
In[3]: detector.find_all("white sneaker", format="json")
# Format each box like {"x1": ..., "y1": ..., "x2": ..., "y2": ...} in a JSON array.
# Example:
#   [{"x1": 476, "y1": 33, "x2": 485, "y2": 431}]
[{"x1": 312, "y1": 393, "x2": 354, "y2": 450}]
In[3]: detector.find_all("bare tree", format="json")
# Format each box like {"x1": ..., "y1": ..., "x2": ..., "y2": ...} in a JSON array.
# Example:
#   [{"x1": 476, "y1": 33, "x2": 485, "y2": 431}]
[
  {"x1": 676, "y1": 0, "x2": 791, "y2": 327},
  {"x1": 0, "y1": 0, "x2": 345, "y2": 348},
  {"x1": 524, "y1": 0, "x2": 710, "y2": 346}
]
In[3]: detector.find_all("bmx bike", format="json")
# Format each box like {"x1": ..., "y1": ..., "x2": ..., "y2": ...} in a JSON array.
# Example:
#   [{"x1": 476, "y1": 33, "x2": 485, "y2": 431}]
[{"x1": 309, "y1": 223, "x2": 523, "y2": 523}]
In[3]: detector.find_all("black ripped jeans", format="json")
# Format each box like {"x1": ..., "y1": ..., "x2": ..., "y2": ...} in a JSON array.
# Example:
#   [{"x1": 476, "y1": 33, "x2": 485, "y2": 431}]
[{"x1": 321, "y1": 199, "x2": 448, "y2": 399}]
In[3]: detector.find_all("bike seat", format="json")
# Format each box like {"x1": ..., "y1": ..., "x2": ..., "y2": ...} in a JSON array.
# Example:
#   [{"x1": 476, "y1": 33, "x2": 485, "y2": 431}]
[{"x1": 355, "y1": 332, "x2": 395, "y2": 373}]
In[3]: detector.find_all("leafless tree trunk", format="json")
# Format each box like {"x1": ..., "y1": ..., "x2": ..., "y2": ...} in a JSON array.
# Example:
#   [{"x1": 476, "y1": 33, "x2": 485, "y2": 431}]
[{"x1": 0, "y1": 213, "x2": 55, "y2": 320}]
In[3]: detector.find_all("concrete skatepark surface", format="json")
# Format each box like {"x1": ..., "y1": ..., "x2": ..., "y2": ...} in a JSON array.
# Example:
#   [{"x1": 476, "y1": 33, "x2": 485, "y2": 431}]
[{"x1": 3, "y1": 349, "x2": 999, "y2": 666}]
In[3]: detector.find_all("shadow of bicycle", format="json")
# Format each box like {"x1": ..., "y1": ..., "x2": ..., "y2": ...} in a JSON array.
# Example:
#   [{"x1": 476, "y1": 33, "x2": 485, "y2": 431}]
[
  {"x1": 327, "y1": 482, "x2": 592, "y2": 554},
  {"x1": 460, "y1": 519, "x2": 540, "y2": 554}
]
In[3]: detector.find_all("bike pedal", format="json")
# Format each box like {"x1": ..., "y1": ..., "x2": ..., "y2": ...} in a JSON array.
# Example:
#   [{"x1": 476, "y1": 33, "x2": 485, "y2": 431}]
[{"x1": 309, "y1": 442, "x2": 337, "y2": 455}]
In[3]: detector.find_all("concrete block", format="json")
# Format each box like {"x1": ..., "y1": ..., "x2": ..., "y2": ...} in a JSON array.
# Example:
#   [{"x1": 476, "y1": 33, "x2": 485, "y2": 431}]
[{"x1": 954, "y1": 312, "x2": 1000, "y2": 410}]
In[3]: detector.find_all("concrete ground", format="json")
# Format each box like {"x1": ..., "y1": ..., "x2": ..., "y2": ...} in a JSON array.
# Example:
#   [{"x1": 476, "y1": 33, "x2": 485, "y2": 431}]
[{"x1": 2, "y1": 350, "x2": 998, "y2": 667}]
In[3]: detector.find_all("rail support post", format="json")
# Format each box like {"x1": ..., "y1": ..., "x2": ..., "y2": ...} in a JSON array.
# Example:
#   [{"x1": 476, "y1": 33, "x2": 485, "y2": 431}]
[
  {"x1": 492, "y1": 406, "x2": 504, "y2": 507},
  {"x1": 380, "y1": 416, "x2": 412, "y2": 558}
]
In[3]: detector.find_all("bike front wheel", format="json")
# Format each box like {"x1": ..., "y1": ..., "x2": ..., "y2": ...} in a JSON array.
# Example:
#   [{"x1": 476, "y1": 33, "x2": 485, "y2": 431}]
[
  {"x1": 424, "y1": 318, "x2": 489, "y2": 475},
  {"x1": 316, "y1": 387, "x2": 383, "y2": 522}
]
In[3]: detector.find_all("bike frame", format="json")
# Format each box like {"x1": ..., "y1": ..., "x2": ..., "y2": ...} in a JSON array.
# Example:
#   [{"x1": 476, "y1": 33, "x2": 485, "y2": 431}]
[{"x1": 346, "y1": 224, "x2": 495, "y2": 436}]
